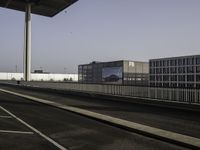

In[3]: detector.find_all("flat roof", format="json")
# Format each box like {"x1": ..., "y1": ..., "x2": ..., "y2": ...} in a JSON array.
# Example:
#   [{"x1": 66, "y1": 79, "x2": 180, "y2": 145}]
[
  {"x1": 79, "y1": 60, "x2": 149, "y2": 66},
  {"x1": 0, "y1": 0, "x2": 78, "y2": 17},
  {"x1": 150, "y1": 54, "x2": 200, "y2": 61}
]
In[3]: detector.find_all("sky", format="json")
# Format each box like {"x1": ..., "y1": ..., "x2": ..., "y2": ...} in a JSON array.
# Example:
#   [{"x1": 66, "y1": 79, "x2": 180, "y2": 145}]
[{"x1": 0, "y1": 0, "x2": 200, "y2": 73}]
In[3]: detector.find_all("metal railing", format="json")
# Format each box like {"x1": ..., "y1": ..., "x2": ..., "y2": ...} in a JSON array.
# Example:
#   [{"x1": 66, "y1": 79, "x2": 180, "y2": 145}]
[{"x1": 11, "y1": 81, "x2": 200, "y2": 104}]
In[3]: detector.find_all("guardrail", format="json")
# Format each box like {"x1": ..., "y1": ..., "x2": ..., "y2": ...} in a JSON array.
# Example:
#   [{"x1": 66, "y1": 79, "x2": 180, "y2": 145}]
[{"x1": 1, "y1": 81, "x2": 199, "y2": 104}]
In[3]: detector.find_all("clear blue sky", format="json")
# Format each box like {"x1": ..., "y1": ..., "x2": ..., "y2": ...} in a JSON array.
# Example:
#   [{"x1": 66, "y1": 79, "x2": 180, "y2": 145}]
[{"x1": 0, "y1": 0, "x2": 200, "y2": 73}]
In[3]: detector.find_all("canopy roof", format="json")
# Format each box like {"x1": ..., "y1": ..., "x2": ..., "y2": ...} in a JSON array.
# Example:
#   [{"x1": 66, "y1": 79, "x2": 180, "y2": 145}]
[{"x1": 0, "y1": 0, "x2": 78, "y2": 17}]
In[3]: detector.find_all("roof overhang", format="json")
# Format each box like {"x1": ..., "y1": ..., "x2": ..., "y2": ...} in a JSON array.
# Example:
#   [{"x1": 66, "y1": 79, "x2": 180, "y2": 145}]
[{"x1": 0, "y1": 0, "x2": 78, "y2": 17}]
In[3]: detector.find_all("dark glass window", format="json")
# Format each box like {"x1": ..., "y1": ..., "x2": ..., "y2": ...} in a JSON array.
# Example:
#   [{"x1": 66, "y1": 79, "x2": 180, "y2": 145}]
[
  {"x1": 150, "y1": 83, "x2": 156, "y2": 87},
  {"x1": 187, "y1": 84, "x2": 194, "y2": 88},
  {"x1": 153, "y1": 61, "x2": 156, "y2": 67},
  {"x1": 150, "y1": 61, "x2": 153, "y2": 67},
  {"x1": 163, "y1": 75, "x2": 169, "y2": 81},
  {"x1": 164, "y1": 60, "x2": 169, "y2": 66},
  {"x1": 183, "y1": 59, "x2": 185, "y2": 65},
  {"x1": 156, "y1": 68, "x2": 160, "y2": 74},
  {"x1": 178, "y1": 75, "x2": 185, "y2": 81},
  {"x1": 178, "y1": 59, "x2": 183, "y2": 66},
  {"x1": 171, "y1": 75, "x2": 177, "y2": 81},
  {"x1": 156, "y1": 83, "x2": 162, "y2": 87},
  {"x1": 197, "y1": 75, "x2": 200, "y2": 81},
  {"x1": 178, "y1": 83, "x2": 185, "y2": 88},
  {"x1": 150, "y1": 75, "x2": 155, "y2": 81},
  {"x1": 187, "y1": 57, "x2": 194, "y2": 65},
  {"x1": 150, "y1": 68, "x2": 153, "y2": 74},
  {"x1": 187, "y1": 75, "x2": 194, "y2": 81},
  {"x1": 178, "y1": 67, "x2": 185, "y2": 73},
  {"x1": 196, "y1": 66, "x2": 200, "y2": 73},
  {"x1": 170, "y1": 67, "x2": 177, "y2": 73},
  {"x1": 156, "y1": 61, "x2": 159, "y2": 67},
  {"x1": 171, "y1": 83, "x2": 177, "y2": 88},
  {"x1": 196, "y1": 57, "x2": 200, "y2": 65},
  {"x1": 163, "y1": 83, "x2": 169, "y2": 87},
  {"x1": 187, "y1": 67, "x2": 194, "y2": 73},
  {"x1": 160, "y1": 61, "x2": 163, "y2": 67},
  {"x1": 170, "y1": 60, "x2": 176, "y2": 66}
]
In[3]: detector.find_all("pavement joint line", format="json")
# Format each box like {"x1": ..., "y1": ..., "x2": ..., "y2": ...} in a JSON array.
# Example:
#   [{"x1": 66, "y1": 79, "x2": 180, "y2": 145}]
[
  {"x1": 0, "y1": 89, "x2": 200, "y2": 149},
  {"x1": 0, "y1": 130, "x2": 34, "y2": 134},
  {"x1": 0, "y1": 115, "x2": 12, "y2": 118},
  {"x1": 0, "y1": 105, "x2": 68, "y2": 150}
]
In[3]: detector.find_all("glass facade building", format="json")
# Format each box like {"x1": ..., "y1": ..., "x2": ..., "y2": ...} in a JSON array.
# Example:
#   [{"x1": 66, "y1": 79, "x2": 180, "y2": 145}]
[
  {"x1": 149, "y1": 55, "x2": 200, "y2": 88},
  {"x1": 78, "y1": 60, "x2": 149, "y2": 86}
]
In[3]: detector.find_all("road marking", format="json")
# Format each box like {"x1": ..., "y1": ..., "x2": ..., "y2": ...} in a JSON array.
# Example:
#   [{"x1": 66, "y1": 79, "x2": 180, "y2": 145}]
[
  {"x1": 0, "y1": 105, "x2": 68, "y2": 150},
  {"x1": 0, "y1": 115, "x2": 12, "y2": 118},
  {"x1": 0, "y1": 130, "x2": 33, "y2": 134},
  {"x1": 1, "y1": 89, "x2": 200, "y2": 150}
]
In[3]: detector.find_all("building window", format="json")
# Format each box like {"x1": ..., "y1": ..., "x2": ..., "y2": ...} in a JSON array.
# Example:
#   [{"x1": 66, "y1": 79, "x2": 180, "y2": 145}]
[
  {"x1": 163, "y1": 75, "x2": 169, "y2": 81},
  {"x1": 163, "y1": 60, "x2": 169, "y2": 66},
  {"x1": 187, "y1": 57, "x2": 194, "y2": 65},
  {"x1": 156, "y1": 75, "x2": 162, "y2": 81},
  {"x1": 163, "y1": 83, "x2": 169, "y2": 87},
  {"x1": 153, "y1": 61, "x2": 156, "y2": 67},
  {"x1": 178, "y1": 59, "x2": 183, "y2": 66},
  {"x1": 187, "y1": 75, "x2": 194, "y2": 81},
  {"x1": 178, "y1": 75, "x2": 185, "y2": 81},
  {"x1": 170, "y1": 60, "x2": 177, "y2": 66},
  {"x1": 196, "y1": 57, "x2": 200, "y2": 65},
  {"x1": 150, "y1": 75, "x2": 155, "y2": 81},
  {"x1": 178, "y1": 83, "x2": 185, "y2": 88},
  {"x1": 187, "y1": 83, "x2": 194, "y2": 88},
  {"x1": 170, "y1": 67, "x2": 177, "y2": 73},
  {"x1": 171, "y1": 75, "x2": 177, "y2": 81},
  {"x1": 178, "y1": 67, "x2": 185, "y2": 73},
  {"x1": 150, "y1": 83, "x2": 156, "y2": 87},
  {"x1": 163, "y1": 68, "x2": 166, "y2": 74},
  {"x1": 156, "y1": 68, "x2": 160, "y2": 74},
  {"x1": 171, "y1": 83, "x2": 177, "y2": 88},
  {"x1": 187, "y1": 66, "x2": 194, "y2": 73},
  {"x1": 196, "y1": 66, "x2": 200, "y2": 73},
  {"x1": 150, "y1": 61, "x2": 153, "y2": 67},
  {"x1": 160, "y1": 61, "x2": 163, "y2": 67},
  {"x1": 197, "y1": 75, "x2": 200, "y2": 81},
  {"x1": 156, "y1": 61, "x2": 159, "y2": 67}
]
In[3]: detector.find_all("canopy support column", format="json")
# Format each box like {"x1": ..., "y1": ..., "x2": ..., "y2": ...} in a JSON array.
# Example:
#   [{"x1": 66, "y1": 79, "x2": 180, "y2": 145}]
[{"x1": 24, "y1": 3, "x2": 31, "y2": 81}]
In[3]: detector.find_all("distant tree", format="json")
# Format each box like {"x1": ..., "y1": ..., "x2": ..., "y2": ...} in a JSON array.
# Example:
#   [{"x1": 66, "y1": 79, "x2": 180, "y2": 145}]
[
  {"x1": 11, "y1": 77, "x2": 16, "y2": 81},
  {"x1": 63, "y1": 78, "x2": 69, "y2": 82},
  {"x1": 50, "y1": 78, "x2": 54, "y2": 82}
]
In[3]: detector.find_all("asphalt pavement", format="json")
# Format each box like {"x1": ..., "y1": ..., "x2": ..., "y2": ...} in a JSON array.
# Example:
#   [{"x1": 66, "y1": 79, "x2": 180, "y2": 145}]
[
  {"x1": 1, "y1": 85, "x2": 200, "y2": 139},
  {"x1": 0, "y1": 88, "x2": 191, "y2": 150}
]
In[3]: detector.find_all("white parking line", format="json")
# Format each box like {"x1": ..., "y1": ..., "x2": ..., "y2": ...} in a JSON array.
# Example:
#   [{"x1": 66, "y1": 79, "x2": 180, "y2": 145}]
[
  {"x1": 0, "y1": 130, "x2": 33, "y2": 134},
  {"x1": 0, "y1": 106, "x2": 68, "y2": 150},
  {"x1": 0, "y1": 115, "x2": 12, "y2": 118}
]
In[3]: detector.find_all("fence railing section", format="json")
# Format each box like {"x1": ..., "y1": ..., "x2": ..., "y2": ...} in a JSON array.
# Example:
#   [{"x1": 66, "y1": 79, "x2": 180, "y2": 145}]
[{"x1": 10, "y1": 81, "x2": 199, "y2": 104}]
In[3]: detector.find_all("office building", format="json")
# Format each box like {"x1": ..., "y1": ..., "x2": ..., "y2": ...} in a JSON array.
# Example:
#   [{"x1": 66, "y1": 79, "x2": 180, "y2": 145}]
[
  {"x1": 78, "y1": 60, "x2": 149, "y2": 85},
  {"x1": 149, "y1": 55, "x2": 200, "y2": 88}
]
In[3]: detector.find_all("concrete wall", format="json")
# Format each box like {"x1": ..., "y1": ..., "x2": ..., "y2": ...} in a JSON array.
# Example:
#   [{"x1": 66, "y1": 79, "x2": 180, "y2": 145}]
[{"x1": 0, "y1": 72, "x2": 78, "y2": 81}]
